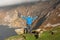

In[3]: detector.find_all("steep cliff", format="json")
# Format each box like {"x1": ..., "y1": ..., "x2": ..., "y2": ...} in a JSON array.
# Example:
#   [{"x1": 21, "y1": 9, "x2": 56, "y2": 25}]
[{"x1": 0, "y1": 0, "x2": 60, "y2": 30}]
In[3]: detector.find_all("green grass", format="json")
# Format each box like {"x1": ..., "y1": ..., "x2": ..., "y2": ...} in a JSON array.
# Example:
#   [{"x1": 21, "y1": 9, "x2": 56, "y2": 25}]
[
  {"x1": 5, "y1": 26, "x2": 60, "y2": 40},
  {"x1": 5, "y1": 35, "x2": 25, "y2": 40},
  {"x1": 5, "y1": 34, "x2": 36, "y2": 40},
  {"x1": 24, "y1": 34, "x2": 36, "y2": 40},
  {"x1": 37, "y1": 26, "x2": 60, "y2": 40}
]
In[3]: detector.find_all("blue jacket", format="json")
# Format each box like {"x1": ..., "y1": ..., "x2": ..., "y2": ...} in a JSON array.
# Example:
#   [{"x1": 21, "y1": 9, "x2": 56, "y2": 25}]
[{"x1": 21, "y1": 16, "x2": 37, "y2": 25}]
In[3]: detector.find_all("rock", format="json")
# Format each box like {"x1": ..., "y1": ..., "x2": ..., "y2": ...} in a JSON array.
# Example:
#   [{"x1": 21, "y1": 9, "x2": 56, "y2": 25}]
[{"x1": 15, "y1": 28, "x2": 24, "y2": 35}]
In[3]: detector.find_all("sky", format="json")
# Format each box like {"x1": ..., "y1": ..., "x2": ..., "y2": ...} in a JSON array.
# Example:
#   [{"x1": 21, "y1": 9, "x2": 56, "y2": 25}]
[{"x1": 0, "y1": 0, "x2": 40, "y2": 7}]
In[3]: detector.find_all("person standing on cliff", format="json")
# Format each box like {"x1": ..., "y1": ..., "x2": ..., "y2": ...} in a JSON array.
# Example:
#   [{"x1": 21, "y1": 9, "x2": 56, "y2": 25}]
[{"x1": 21, "y1": 15, "x2": 38, "y2": 33}]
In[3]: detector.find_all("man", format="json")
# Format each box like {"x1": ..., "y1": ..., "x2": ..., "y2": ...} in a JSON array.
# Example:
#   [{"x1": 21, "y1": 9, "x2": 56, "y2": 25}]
[{"x1": 21, "y1": 15, "x2": 38, "y2": 33}]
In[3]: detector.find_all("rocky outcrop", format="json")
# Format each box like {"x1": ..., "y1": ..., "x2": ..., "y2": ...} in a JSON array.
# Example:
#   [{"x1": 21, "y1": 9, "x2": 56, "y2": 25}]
[{"x1": 32, "y1": 4, "x2": 60, "y2": 31}]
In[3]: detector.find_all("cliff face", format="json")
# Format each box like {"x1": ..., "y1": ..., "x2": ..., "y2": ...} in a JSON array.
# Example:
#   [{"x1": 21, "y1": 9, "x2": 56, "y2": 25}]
[
  {"x1": 40, "y1": 5, "x2": 60, "y2": 30},
  {"x1": 32, "y1": 4, "x2": 60, "y2": 31},
  {"x1": 0, "y1": 8, "x2": 26, "y2": 28},
  {"x1": 0, "y1": 0, "x2": 60, "y2": 30}
]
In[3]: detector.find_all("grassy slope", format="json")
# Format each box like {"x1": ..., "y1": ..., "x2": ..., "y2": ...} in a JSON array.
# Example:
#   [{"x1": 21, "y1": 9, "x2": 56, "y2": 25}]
[
  {"x1": 37, "y1": 26, "x2": 60, "y2": 40},
  {"x1": 5, "y1": 26, "x2": 60, "y2": 40}
]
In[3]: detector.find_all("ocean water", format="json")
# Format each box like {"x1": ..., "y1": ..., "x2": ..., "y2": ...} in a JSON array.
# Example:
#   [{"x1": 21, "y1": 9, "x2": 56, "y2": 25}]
[{"x1": 0, "y1": 25, "x2": 17, "y2": 40}]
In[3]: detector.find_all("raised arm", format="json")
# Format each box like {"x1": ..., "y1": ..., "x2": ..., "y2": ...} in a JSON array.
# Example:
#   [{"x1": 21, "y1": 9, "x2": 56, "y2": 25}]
[
  {"x1": 32, "y1": 16, "x2": 38, "y2": 22},
  {"x1": 21, "y1": 15, "x2": 27, "y2": 20}
]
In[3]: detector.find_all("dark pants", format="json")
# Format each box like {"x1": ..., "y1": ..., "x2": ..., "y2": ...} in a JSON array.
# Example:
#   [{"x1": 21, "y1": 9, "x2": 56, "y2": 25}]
[{"x1": 26, "y1": 24, "x2": 32, "y2": 33}]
